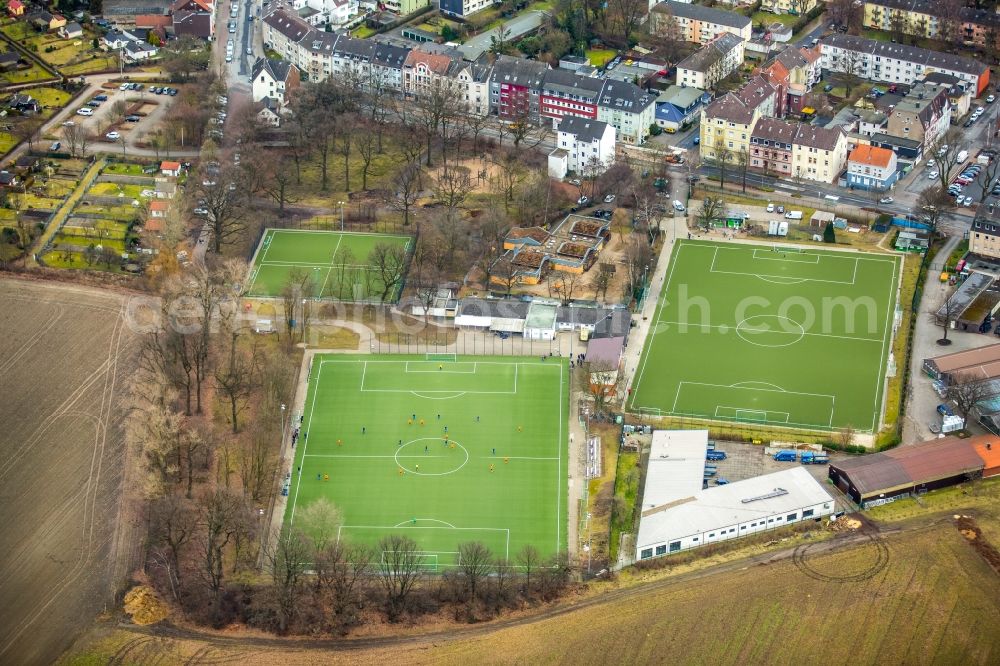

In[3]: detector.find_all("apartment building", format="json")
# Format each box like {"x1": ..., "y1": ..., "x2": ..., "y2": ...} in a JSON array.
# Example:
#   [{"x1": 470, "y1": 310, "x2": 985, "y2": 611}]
[
  {"x1": 820, "y1": 33, "x2": 989, "y2": 95},
  {"x1": 555, "y1": 116, "x2": 616, "y2": 175},
  {"x1": 749, "y1": 118, "x2": 849, "y2": 183},
  {"x1": 675, "y1": 32, "x2": 744, "y2": 89},
  {"x1": 886, "y1": 82, "x2": 951, "y2": 151},
  {"x1": 971, "y1": 205, "x2": 1000, "y2": 258},
  {"x1": 864, "y1": 0, "x2": 1000, "y2": 50},
  {"x1": 763, "y1": 0, "x2": 817, "y2": 14},
  {"x1": 650, "y1": 1, "x2": 752, "y2": 45},
  {"x1": 440, "y1": 0, "x2": 493, "y2": 18},
  {"x1": 251, "y1": 57, "x2": 300, "y2": 108}
]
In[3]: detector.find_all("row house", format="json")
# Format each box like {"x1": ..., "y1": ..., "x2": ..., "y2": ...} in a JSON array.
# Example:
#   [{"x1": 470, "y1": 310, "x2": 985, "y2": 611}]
[
  {"x1": 820, "y1": 34, "x2": 989, "y2": 95},
  {"x1": 847, "y1": 144, "x2": 899, "y2": 191},
  {"x1": 596, "y1": 80, "x2": 656, "y2": 145},
  {"x1": 749, "y1": 117, "x2": 798, "y2": 177},
  {"x1": 886, "y1": 82, "x2": 951, "y2": 151},
  {"x1": 490, "y1": 55, "x2": 549, "y2": 123},
  {"x1": 922, "y1": 71, "x2": 973, "y2": 119},
  {"x1": 551, "y1": 116, "x2": 616, "y2": 177},
  {"x1": 448, "y1": 60, "x2": 493, "y2": 116},
  {"x1": 251, "y1": 57, "x2": 301, "y2": 108},
  {"x1": 402, "y1": 50, "x2": 456, "y2": 99},
  {"x1": 749, "y1": 118, "x2": 849, "y2": 183},
  {"x1": 675, "y1": 33, "x2": 745, "y2": 90},
  {"x1": 699, "y1": 77, "x2": 777, "y2": 159},
  {"x1": 650, "y1": 1, "x2": 752, "y2": 46},
  {"x1": 761, "y1": 45, "x2": 821, "y2": 117},
  {"x1": 791, "y1": 124, "x2": 848, "y2": 183},
  {"x1": 539, "y1": 68, "x2": 604, "y2": 125}
]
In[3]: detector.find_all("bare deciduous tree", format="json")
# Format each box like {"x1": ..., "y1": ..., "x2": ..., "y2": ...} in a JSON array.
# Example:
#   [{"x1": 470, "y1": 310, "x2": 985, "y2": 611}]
[
  {"x1": 376, "y1": 534, "x2": 423, "y2": 622},
  {"x1": 457, "y1": 541, "x2": 493, "y2": 601}
]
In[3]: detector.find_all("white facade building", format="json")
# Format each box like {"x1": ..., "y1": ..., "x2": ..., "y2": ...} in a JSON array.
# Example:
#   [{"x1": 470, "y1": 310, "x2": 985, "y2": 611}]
[
  {"x1": 635, "y1": 431, "x2": 835, "y2": 560},
  {"x1": 556, "y1": 116, "x2": 616, "y2": 175}
]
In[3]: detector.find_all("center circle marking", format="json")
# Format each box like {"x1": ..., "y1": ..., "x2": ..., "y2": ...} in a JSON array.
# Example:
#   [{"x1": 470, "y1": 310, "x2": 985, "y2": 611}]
[
  {"x1": 395, "y1": 437, "x2": 469, "y2": 476},
  {"x1": 735, "y1": 315, "x2": 805, "y2": 348}
]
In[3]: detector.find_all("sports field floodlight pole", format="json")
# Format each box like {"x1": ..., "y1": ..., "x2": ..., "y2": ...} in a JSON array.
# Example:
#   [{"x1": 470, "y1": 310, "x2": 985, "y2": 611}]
[{"x1": 338, "y1": 201, "x2": 346, "y2": 231}]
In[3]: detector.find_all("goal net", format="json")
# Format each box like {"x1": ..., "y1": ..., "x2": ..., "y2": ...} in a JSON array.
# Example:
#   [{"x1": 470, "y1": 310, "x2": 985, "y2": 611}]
[{"x1": 425, "y1": 353, "x2": 457, "y2": 361}]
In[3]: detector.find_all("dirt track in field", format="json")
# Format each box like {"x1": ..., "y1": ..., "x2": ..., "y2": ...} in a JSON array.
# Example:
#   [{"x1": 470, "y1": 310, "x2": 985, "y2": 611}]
[{"x1": 0, "y1": 277, "x2": 138, "y2": 665}]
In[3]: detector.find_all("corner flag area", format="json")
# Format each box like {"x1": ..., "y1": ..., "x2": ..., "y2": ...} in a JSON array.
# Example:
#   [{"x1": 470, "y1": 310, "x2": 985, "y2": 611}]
[{"x1": 285, "y1": 355, "x2": 568, "y2": 568}]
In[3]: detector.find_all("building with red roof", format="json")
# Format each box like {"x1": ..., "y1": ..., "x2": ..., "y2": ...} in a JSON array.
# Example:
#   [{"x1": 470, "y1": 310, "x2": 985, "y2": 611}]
[{"x1": 847, "y1": 144, "x2": 898, "y2": 192}]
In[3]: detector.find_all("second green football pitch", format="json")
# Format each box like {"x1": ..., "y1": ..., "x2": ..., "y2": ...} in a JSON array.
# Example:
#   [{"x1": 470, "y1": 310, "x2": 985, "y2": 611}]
[
  {"x1": 246, "y1": 229, "x2": 412, "y2": 301},
  {"x1": 285, "y1": 355, "x2": 568, "y2": 568},
  {"x1": 628, "y1": 240, "x2": 900, "y2": 433}
]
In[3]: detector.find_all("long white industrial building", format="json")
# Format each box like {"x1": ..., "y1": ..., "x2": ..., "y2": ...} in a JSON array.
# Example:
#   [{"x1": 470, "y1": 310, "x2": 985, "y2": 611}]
[{"x1": 635, "y1": 430, "x2": 835, "y2": 561}]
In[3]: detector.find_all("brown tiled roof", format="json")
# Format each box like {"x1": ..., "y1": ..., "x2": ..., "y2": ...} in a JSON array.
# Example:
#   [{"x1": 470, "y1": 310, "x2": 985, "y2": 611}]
[
  {"x1": 704, "y1": 93, "x2": 755, "y2": 124},
  {"x1": 751, "y1": 117, "x2": 799, "y2": 143},
  {"x1": 793, "y1": 124, "x2": 844, "y2": 151},
  {"x1": 883, "y1": 437, "x2": 984, "y2": 484},
  {"x1": 927, "y1": 342, "x2": 1000, "y2": 376}
]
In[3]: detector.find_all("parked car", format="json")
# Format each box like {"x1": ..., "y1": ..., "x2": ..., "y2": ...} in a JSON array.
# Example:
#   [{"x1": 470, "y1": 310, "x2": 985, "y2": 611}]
[
  {"x1": 879, "y1": 196, "x2": 893, "y2": 204},
  {"x1": 125, "y1": 115, "x2": 140, "y2": 122},
  {"x1": 961, "y1": 195, "x2": 974, "y2": 206},
  {"x1": 989, "y1": 94, "x2": 997, "y2": 104},
  {"x1": 76, "y1": 107, "x2": 93, "y2": 116},
  {"x1": 823, "y1": 83, "x2": 833, "y2": 92},
  {"x1": 672, "y1": 200, "x2": 686, "y2": 212},
  {"x1": 167, "y1": 88, "x2": 178, "y2": 96},
  {"x1": 692, "y1": 137, "x2": 700, "y2": 145},
  {"x1": 577, "y1": 195, "x2": 589, "y2": 205},
  {"x1": 766, "y1": 202, "x2": 775, "y2": 212},
  {"x1": 603, "y1": 194, "x2": 615, "y2": 203},
  {"x1": 926, "y1": 159, "x2": 936, "y2": 168},
  {"x1": 777, "y1": 205, "x2": 784, "y2": 214},
  {"x1": 105, "y1": 131, "x2": 120, "y2": 141},
  {"x1": 119, "y1": 82, "x2": 129, "y2": 90},
  {"x1": 193, "y1": 207, "x2": 209, "y2": 216},
  {"x1": 928, "y1": 171, "x2": 939, "y2": 179}
]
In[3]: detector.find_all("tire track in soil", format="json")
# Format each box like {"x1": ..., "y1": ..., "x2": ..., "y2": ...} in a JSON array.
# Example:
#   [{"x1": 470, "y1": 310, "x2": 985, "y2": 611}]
[
  {"x1": 791, "y1": 528, "x2": 891, "y2": 583},
  {"x1": 0, "y1": 300, "x2": 128, "y2": 662}
]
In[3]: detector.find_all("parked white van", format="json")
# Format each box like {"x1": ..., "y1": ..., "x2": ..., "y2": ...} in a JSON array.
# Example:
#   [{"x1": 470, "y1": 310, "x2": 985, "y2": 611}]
[{"x1": 784, "y1": 210, "x2": 803, "y2": 220}]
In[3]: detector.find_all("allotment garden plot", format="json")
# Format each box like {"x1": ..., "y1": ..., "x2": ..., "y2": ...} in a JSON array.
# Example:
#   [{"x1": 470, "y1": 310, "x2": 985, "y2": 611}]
[
  {"x1": 247, "y1": 229, "x2": 412, "y2": 302},
  {"x1": 629, "y1": 240, "x2": 900, "y2": 432},
  {"x1": 284, "y1": 355, "x2": 567, "y2": 569}
]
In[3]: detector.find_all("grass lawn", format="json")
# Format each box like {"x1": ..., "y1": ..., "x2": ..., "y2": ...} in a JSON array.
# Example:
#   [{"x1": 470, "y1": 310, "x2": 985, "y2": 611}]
[
  {"x1": 103, "y1": 163, "x2": 148, "y2": 176},
  {"x1": 30, "y1": 86, "x2": 71, "y2": 109},
  {"x1": 585, "y1": 48, "x2": 616, "y2": 67},
  {"x1": 0, "y1": 61, "x2": 54, "y2": 85},
  {"x1": 284, "y1": 355, "x2": 568, "y2": 567},
  {"x1": 751, "y1": 11, "x2": 797, "y2": 28},
  {"x1": 629, "y1": 240, "x2": 900, "y2": 433},
  {"x1": 88, "y1": 182, "x2": 149, "y2": 200},
  {"x1": 247, "y1": 228, "x2": 413, "y2": 301},
  {"x1": 60, "y1": 53, "x2": 117, "y2": 75},
  {"x1": 352, "y1": 25, "x2": 376, "y2": 38}
]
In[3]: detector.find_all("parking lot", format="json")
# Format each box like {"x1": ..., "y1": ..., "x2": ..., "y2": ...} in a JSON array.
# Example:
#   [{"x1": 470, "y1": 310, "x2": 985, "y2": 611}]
[
  {"x1": 63, "y1": 83, "x2": 177, "y2": 150},
  {"x1": 702, "y1": 440, "x2": 854, "y2": 512}
]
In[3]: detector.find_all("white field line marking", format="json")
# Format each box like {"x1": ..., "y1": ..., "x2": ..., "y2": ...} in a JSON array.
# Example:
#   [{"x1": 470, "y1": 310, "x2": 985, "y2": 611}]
[
  {"x1": 305, "y1": 454, "x2": 449, "y2": 458},
  {"x1": 488, "y1": 456, "x2": 560, "y2": 460},
  {"x1": 290, "y1": 360, "x2": 323, "y2": 525},
  {"x1": 678, "y1": 380, "x2": 837, "y2": 400},
  {"x1": 362, "y1": 388, "x2": 518, "y2": 394},
  {"x1": 872, "y1": 256, "x2": 899, "y2": 433},
  {"x1": 633, "y1": 241, "x2": 688, "y2": 407},
  {"x1": 258, "y1": 261, "x2": 379, "y2": 269},
  {"x1": 557, "y1": 361, "x2": 562, "y2": 555},
  {"x1": 360, "y1": 360, "x2": 367, "y2": 391},
  {"x1": 710, "y1": 266, "x2": 857, "y2": 285},
  {"x1": 655, "y1": 320, "x2": 883, "y2": 343},
  {"x1": 319, "y1": 360, "x2": 557, "y2": 367},
  {"x1": 670, "y1": 410, "x2": 835, "y2": 430},
  {"x1": 264, "y1": 227, "x2": 411, "y2": 240},
  {"x1": 752, "y1": 249, "x2": 820, "y2": 263},
  {"x1": 329, "y1": 234, "x2": 343, "y2": 266},
  {"x1": 318, "y1": 266, "x2": 332, "y2": 298},
  {"x1": 404, "y1": 361, "x2": 477, "y2": 373}
]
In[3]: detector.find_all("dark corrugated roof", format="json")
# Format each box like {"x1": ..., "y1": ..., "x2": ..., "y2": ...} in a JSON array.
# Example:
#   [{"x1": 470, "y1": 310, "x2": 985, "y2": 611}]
[{"x1": 830, "y1": 453, "x2": 911, "y2": 496}]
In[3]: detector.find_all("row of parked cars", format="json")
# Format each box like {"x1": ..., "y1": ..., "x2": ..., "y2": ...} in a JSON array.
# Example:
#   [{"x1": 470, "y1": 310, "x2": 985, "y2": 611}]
[{"x1": 947, "y1": 160, "x2": 981, "y2": 207}]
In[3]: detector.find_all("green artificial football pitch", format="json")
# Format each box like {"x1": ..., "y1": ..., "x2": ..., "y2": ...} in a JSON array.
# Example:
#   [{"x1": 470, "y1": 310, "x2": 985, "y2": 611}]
[
  {"x1": 246, "y1": 229, "x2": 412, "y2": 301},
  {"x1": 284, "y1": 355, "x2": 568, "y2": 568},
  {"x1": 629, "y1": 240, "x2": 900, "y2": 433}
]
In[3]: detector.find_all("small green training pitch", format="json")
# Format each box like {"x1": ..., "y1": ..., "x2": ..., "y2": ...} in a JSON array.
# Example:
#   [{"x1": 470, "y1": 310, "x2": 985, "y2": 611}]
[
  {"x1": 285, "y1": 355, "x2": 568, "y2": 568},
  {"x1": 629, "y1": 240, "x2": 900, "y2": 433},
  {"x1": 246, "y1": 229, "x2": 412, "y2": 301}
]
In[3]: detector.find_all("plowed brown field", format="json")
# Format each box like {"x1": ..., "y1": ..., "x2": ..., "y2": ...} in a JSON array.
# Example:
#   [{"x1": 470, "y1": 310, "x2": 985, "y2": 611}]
[{"x1": 0, "y1": 278, "x2": 137, "y2": 665}]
